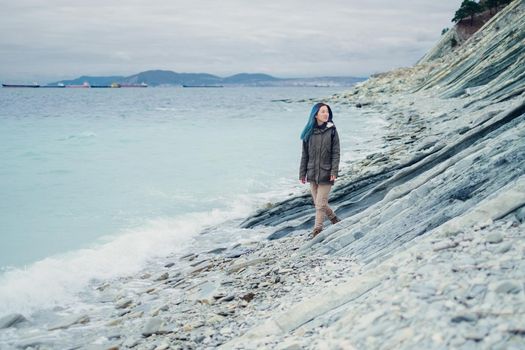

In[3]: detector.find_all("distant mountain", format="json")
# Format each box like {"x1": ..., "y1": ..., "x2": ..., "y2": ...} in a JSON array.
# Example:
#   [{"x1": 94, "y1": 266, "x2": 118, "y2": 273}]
[
  {"x1": 56, "y1": 75, "x2": 125, "y2": 86},
  {"x1": 222, "y1": 73, "x2": 279, "y2": 85},
  {"x1": 125, "y1": 70, "x2": 222, "y2": 86},
  {"x1": 50, "y1": 70, "x2": 366, "y2": 87}
]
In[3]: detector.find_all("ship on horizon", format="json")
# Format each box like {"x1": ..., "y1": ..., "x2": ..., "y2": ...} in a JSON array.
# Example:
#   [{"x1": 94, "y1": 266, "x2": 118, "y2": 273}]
[
  {"x1": 2, "y1": 82, "x2": 40, "y2": 88},
  {"x1": 2, "y1": 82, "x2": 148, "y2": 88}
]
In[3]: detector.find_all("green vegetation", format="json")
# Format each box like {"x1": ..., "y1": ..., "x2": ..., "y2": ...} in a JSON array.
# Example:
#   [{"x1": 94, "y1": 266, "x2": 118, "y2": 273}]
[
  {"x1": 452, "y1": 0, "x2": 513, "y2": 25},
  {"x1": 453, "y1": 0, "x2": 483, "y2": 25},
  {"x1": 441, "y1": 27, "x2": 450, "y2": 35}
]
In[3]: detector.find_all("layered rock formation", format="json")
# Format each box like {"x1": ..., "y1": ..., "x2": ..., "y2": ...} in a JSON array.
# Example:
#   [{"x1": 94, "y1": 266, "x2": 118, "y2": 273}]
[
  {"x1": 230, "y1": 0, "x2": 525, "y2": 348},
  {"x1": 242, "y1": 0, "x2": 524, "y2": 258}
]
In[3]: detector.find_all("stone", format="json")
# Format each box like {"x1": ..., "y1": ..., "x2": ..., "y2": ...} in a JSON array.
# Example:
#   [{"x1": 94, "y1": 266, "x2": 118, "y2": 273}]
[
  {"x1": 217, "y1": 309, "x2": 234, "y2": 317},
  {"x1": 464, "y1": 331, "x2": 486, "y2": 341},
  {"x1": 508, "y1": 327, "x2": 525, "y2": 336},
  {"x1": 227, "y1": 258, "x2": 271, "y2": 274},
  {"x1": 207, "y1": 247, "x2": 228, "y2": 254},
  {"x1": 15, "y1": 337, "x2": 56, "y2": 349},
  {"x1": 514, "y1": 206, "x2": 525, "y2": 223},
  {"x1": 219, "y1": 295, "x2": 235, "y2": 302},
  {"x1": 142, "y1": 318, "x2": 171, "y2": 337},
  {"x1": 154, "y1": 343, "x2": 170, "y2": 350},
  {"x1": 106, "y1": 318, "x2": 122, "y2": 327},
  {"x1": 451, "y1": 313, "x2": 478, "y2": 323},
  {"x1": 154, "y1": 272, "x2": 169, "y2": 281},
  {"x1": 0, "y1": 313, "x2": 27, "y2": 329},
  {"x1": 278, "y1": 343, "x2": 303, "y2": 350},
  {"x1": 190, "y1": 258, "x2": 211, "y2": 267},
  {"x1": 220, "y1": 326, "x2": 233, "y2": 335},
  {"x1": 433, "y1": 241, "x2": 459, "y2": 251},
  {"x1": 486, "y1": 232, "x2": 503, "y2": 244},
  {"x1": 465, "y1": 284, "x2": 487, "y2": 300},
  {"x1": 115, "y1": 298, "x2": 133, "y2": 309},
  {"x1": 495, "y1": 281, "x2": 522, "y2": 294},
  {"x1": 494, "y1": 242, "x2": 512, "y2": 254},
  {"x1": 48, "y1": 314, "x2": 90, "y2": 331},
  {"x1": 207, "y1": 314, "x2": 225, "y2": 324},
  {"x1": 190, "y1": 262, "x2": 214, "y2": 275},
  {"x1": 193, "y1": 335, "x2": 206, "y2": 343},
  {"x1": 180, "y1": 252, "x2": 196, "y2": 260},
  {"x1": 410, "y1": 284, "x2": 437, "y2": 299}
]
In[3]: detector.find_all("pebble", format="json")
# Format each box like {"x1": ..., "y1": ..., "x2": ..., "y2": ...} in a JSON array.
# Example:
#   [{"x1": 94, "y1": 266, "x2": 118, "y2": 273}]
[
  {"x1": 486, "y1": 232, "x2": 503, "y2": 244},
  {"x1": 48, "y1": 314, "x2": 90, "y2": 331},
  {"x1": 219, "y1": 295, "x2": 235, "y2": 302},
  {"x1": 142, "y1": 318, "x2": 170, "y2": 337},
  {"x1": 451, "y1": 313, "x2": 478, "y2": 323},
  {"x1": 115, "y1": 298, "x2": 133, "y2": 309},
  {"x1": 122, "y1": 337, "x2": 140, "y2": 348},
  {"x1": 495, "y1": 281, "x2": 522, "y2": 294},
  {"x1": 240, "y1": 292, "x2": 255, "y2": 302},
  {"x1": 494, "y1": 242, "x2": 512, "y2": 253},
  {"x1": 154, "y1": 272, "x2": 169, "y2": 281}
]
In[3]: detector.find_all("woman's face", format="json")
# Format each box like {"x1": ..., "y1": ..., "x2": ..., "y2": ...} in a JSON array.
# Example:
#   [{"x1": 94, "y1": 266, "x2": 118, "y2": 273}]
[{"x1": 315, "y1": 105, "x2": 330, "y2": 123}]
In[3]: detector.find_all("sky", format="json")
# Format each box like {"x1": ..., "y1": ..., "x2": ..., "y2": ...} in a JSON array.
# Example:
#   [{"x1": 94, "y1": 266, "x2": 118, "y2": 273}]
[{"x1": 0, "y1": 0, "x2": 461, "y2": 82}]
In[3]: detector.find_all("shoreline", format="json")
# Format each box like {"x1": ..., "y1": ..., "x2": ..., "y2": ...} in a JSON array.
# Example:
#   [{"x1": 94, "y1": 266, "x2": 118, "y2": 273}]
[
  {"x1": 0, "y1": 95, "x2": 388, "y2": 349},
  {"x1": 1, "y1": 2, "x2": 524, "y2": 348},
  {"x1": 2, "y1": 84, "x2": 522, "y2": 349}
]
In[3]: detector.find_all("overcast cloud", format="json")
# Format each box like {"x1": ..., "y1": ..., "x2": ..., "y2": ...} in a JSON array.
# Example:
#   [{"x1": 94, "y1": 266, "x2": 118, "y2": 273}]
[{"x1": 0, "y1": 0, "x2": 461, "y2": 82}]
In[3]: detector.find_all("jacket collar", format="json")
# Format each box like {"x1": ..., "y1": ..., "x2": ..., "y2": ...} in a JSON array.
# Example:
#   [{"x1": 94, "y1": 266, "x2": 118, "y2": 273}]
[{"x1": 313, "y1": 122, "x2": 334, "y2": 134}]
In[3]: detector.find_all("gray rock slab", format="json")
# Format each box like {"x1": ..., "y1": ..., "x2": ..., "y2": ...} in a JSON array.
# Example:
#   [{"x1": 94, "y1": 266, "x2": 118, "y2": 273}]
[
  {"x1": 154, "y1": 272, "x2": 169, "y2": 281},
  {"x1": 16, "y1": 335, "x2": 56, "y2": 349},
  {"x1": 514, "y1": 206, "x2": 525, "y2": 223},
  {"x1": 0, "y1": 313, "x2": 27, "y2": 329},
  {"x1": 115, "y1": 298, "x2": 133, "y2": 309},
  {"x1": 486, "y1": 232, "x2": 503, "y2": 244},
  {"x1": 494, "y1": 242, "x2": 512, "y2": 254},
  {"x1": 48, "y1": 314, "x2": 90, "y2": 331},
  {"x1": 495, "y1": 281, "x2": 522, "y2": 294},
  {"x1": 451, "y1": 313, "x2": 478, "y2": 323},
  {"x1": 142, "y1": 317, "x2": 171, "y2": 337}
]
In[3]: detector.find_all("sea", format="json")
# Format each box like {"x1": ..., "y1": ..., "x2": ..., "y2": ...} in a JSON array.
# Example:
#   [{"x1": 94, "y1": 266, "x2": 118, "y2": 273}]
[{"x1": 0, "y1": 86, "x2": 386, "y2": 318}]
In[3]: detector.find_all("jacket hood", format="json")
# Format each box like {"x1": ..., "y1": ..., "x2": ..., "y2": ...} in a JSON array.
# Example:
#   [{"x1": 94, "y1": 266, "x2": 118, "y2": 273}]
[{"x1": 313, "y1": 122, "x2": 335, "y2": 134}]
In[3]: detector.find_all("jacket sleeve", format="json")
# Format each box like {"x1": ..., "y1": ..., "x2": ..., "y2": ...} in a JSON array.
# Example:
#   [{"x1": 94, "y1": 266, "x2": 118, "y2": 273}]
[
  {"x1": 299, "y1": 141, "x2": 308, "y2": 179},
  {"x1": 331, "y1": 129, "x2": 340, "y2": 177}
]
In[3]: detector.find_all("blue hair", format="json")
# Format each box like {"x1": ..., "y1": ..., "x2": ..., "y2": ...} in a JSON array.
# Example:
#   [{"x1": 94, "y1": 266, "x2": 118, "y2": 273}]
[{"x1": 300, "y1": 103, "x2": 333, "y2": 141}]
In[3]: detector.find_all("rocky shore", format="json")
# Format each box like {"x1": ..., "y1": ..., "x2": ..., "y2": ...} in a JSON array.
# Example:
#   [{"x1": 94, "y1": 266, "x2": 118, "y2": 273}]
[{"x1": 1, "y1": 1, "x2": 524, "y2": 349}]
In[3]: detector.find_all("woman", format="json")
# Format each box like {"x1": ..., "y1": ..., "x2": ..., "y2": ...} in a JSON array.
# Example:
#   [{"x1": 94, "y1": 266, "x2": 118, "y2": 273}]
[{"x1": 299, "y1": 102, "x2": 341, "y2": 238}]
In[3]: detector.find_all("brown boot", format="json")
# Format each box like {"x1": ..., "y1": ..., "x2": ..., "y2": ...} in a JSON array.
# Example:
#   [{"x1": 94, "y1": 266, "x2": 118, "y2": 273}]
[
  {"x1": 330, "y1": 216, "x2": 341, "y2": 224},
  {"x1": 310, "y1": 227, "x2": 323, "y2": 238}
]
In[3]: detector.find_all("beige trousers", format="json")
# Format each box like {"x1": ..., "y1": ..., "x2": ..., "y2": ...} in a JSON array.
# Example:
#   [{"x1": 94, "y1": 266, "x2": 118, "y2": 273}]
[{"x1": 310, "y1": 183, "x2": 336, "y2": 229}]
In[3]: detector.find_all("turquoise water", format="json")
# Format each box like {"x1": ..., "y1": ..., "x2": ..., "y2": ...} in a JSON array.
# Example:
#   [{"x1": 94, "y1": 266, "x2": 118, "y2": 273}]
[{"x1": 0, "y1": 86, "x2": 386, "y2": 315}]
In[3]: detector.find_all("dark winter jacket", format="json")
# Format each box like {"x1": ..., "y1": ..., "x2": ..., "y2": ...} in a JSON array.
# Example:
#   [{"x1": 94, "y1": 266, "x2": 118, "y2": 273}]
[{"x1": 299, "y1": 122, "x2": 340, "y2": 184}]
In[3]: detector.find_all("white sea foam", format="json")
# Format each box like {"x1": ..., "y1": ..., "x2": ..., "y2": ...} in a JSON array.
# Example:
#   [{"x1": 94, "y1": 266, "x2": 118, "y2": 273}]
[
  {"x1": 0, "y1": 87, "x2": 385, "y2": 319},
  {"x1": 0, "y1": 198, "x2": 255, "y2": 317}
]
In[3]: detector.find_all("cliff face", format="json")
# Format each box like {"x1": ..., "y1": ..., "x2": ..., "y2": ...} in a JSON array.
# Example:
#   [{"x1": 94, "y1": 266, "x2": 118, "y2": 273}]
[
  {"x1": 229, "y1": 1, "x2": 525, "y2": 347},
  {"x1": 418, "y1": 6, "x2": 507, "y2": 64}
]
